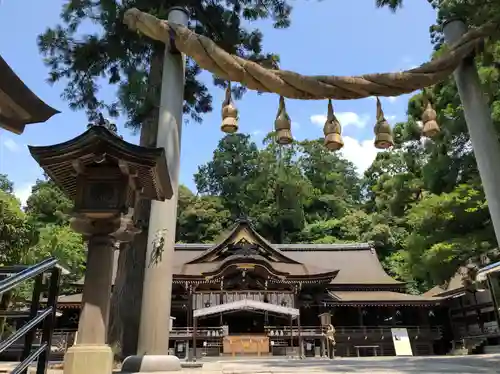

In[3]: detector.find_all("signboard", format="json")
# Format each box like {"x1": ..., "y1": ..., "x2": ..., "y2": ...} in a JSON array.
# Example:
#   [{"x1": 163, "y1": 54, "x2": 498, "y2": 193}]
[{"x1": 391, "y1": 328, "x2": 413, "y2": 356}]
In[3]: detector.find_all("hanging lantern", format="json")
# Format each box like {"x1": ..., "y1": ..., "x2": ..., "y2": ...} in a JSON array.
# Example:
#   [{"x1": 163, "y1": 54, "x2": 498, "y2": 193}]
[
  {"x1": 221, "y1": 82, "x2": 238, "y2": 134},
  {"x1": 323, "y1": 99, "x2": 344, "y2": 151},
  {"x1": 421, "y1": 100, "x2": 440, "y2": 138},
  {"x1": 274, "y1": 96, "x2": 293, "y2": 145},
  {"x1": 374, "y1": 97, "x2": 394, "y2": 149}
]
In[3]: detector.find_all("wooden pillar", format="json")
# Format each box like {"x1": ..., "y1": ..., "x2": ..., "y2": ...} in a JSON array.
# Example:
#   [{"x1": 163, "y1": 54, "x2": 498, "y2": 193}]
[
  {"x1": 357, "y1": 307, "x2": 364, "y2": 327},
  {"x1": 297, "y1": 315, "x2": 302, "y2": 359},
  {"x1": 419, "y1": 308, "x2": 429, "y2": 327},
  {"x1": 487, "y1": 274, "x2": 500, "y2": 332},
  {"x1": 219, "y1": 278, "x2": 224, "y2": 326},
  {"x1": 458, "y1": 296, "x2": 469, "y2": 334},
  {"x1": 192, "y1": 317, "x2": 198, "y2": 361},
  {"x1": 472, "y1": 292, "x2": 484, "y2": 333},
  {"x1": 289, "y1": 315, "x2": 293, "y2": 356},
  {"x1": 187, "y1": 284, "x2": 193, "y2": 328}
]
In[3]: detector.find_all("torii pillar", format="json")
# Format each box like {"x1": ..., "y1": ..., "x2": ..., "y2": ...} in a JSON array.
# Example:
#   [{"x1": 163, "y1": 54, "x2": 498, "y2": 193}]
[{"x1": 122, "y1": 6, "x2": 189, "y2": 374}]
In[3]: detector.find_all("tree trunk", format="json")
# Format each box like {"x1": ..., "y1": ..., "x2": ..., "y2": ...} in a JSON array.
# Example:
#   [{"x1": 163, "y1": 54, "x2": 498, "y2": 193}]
[{"x1": 107, "y1": 44, "x2": 164, "y2": 359}]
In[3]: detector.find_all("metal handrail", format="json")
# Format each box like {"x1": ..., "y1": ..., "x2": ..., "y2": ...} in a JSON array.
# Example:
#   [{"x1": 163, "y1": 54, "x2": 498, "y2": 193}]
[
  {"x1": 0, "y1": 257, "x2": 60, "y2": 374},
  {"x1": 0, "y1": 257, "x2": 58, "y2": 295}
]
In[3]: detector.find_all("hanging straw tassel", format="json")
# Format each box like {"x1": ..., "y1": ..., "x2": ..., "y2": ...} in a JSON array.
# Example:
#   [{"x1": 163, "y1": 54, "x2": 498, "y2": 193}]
[
  {"x1": 221, "y1": 82, "x2": 239, "y2": 134},
  {"x1": 421, "y1": 98, "x2": 440, "y2": 138},
  {"x1": 374, "y1": 97, "x2": 394, "y2": 149},
  {"x1": 274, "y1": 96, "x2": 293, "y2": 145},
  {"x1": 323, "y1": 99, "x2": 344, "y2": 151}
]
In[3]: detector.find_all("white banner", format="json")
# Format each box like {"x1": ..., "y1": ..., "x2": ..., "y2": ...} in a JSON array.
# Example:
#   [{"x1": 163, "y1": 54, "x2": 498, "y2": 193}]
[{"x1": 391, "y1": 328, "x2": 413, "y2": 356}]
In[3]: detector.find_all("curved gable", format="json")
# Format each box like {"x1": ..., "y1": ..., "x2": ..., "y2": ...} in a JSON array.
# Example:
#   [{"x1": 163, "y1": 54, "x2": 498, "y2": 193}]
[{"x1": 186, "y1": 219, "x2": 301, "y2": 265}]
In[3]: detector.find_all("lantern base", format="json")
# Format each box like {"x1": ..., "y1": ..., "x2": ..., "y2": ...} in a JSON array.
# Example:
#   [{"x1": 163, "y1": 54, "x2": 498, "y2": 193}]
[{"x1": 63, "y1": 344, "x2": 113, "y2": 374}]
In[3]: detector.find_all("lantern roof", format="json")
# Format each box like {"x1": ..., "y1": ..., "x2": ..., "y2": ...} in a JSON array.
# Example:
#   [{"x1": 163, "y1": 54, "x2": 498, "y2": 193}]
[
  {"x1": 28, "y1": 124, "x2": 172, "y2": 202},
  {"x1": 0, "y1": 55, "x2": 59, "y2": 134}
]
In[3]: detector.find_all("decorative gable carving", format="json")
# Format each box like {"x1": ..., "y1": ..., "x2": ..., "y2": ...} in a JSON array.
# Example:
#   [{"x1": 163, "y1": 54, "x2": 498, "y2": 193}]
[{"x1": 187, "y1": 220, "x2": 301, "y2": 265}]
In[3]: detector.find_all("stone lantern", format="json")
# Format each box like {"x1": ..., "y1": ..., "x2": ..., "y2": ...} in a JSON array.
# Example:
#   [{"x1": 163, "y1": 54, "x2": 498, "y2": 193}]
[{"x1": 28, "y1": 120, "x2": 172, "y2": 374}]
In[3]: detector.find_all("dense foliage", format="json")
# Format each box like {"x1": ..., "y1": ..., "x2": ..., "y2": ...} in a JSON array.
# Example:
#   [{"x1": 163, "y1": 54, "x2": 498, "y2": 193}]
[{"x1": 0, "y1": 175, "x2": 86, "y2": 294}]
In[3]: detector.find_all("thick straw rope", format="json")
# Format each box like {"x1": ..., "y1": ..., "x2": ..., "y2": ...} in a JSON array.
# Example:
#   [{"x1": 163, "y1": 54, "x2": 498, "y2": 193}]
[{"x1": 123, "y1": 8, "x2": 499, "y2": 100}]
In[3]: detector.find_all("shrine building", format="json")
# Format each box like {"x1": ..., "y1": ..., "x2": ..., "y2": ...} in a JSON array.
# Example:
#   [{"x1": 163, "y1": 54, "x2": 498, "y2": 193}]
[{"x1": 53, "y1": 219, "x2": 447, "y2": 358}]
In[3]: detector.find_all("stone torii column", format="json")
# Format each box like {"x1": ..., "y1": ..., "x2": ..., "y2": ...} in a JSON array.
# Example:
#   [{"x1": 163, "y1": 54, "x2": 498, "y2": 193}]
[
  {"x1": 121, "y1": 6, "x2": 190, "y2": 374},
  {"x1": 443, "y1": 20, "x2": 500, "y2": 247}
]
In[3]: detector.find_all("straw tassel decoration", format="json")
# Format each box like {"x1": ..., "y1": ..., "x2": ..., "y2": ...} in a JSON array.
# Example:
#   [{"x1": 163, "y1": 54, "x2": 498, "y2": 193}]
[
  {"x1": 221, "y1": 82, "x2": 239, "y2": 134},
  {"x1": 274, "y1": 96, "x2": 293, "y2": 145},
  {"x1": 421, "y1": 98, "x2": 440, "y2": 138},
  {"x1": 374, "y1": 97, "x2": 394, "y2": 149},
  {"x1": 323, "y1": 99, "x2": 344, "y2": 151}
]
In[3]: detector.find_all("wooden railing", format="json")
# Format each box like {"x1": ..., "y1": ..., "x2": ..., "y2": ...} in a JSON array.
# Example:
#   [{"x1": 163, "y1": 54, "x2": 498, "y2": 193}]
[
  {"x1": 170, "y1": 327, "x2": 223, "y2": 338},
  {"x1": 168, "y1": 325, "x2": 443, "y2": 340}
]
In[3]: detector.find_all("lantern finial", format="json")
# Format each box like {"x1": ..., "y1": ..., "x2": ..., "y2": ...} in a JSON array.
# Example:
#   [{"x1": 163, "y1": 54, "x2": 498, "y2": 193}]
[
  {"x1": 422, "y1": 95, "x2": 440, "y2": 138},
  {"x1": 274, "y1": 96, "x2": 293, "y2": 145},
  {"x1": 323, "y1": 100, "x2": 343, "y2": 151},
  {"x1": 221, "y1": 82, "x2": 238, "y2": 134},
  {"x1": 374, "y1": 97, "x2": 394, "y2": 149}
]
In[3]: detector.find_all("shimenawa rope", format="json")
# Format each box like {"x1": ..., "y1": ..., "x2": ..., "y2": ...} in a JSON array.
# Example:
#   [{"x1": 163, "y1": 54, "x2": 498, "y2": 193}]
[{"x1": 123, "y1": 8, "x2": 499, "y2": 100}]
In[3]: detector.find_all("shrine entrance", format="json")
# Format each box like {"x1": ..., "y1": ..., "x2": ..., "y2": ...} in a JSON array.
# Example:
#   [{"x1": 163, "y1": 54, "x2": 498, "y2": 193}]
[
  {"x1": 192, "y1": 299, "x2": 300, "y2": 357},
  {"x1": 223, "y1": 310, "x2": 265, "y2": 334}
]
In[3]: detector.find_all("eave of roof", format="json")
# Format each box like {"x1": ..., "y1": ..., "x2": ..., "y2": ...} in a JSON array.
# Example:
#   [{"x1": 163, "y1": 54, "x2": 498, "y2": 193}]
[
  {"x1": 0, "y1": 55, "x2": 59, "y2": 134},
  {"x1": 28, "y1": 126, "x2": 172, "y2": 201},
  {"x1": 326, "y1": 291, "x2": 441, "y2": 307}
]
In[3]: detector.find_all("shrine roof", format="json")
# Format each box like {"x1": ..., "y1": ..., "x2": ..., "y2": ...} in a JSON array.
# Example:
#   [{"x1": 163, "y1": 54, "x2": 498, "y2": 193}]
[
  {"x1": 0, "y1": 55, "x2": 59, "y2": 134},
  {"x1": 326, "y1": 291, "x2": 441, "y2": 307},
  {"x1": 72, "y1": 222, "x2": 403, "y2": 290},
  {"x1": 172, "y1": 243, "x2": 402, "y2": 286},
  {"x1": 422, "y1": 269, "x2": 466, "y2": 299}
]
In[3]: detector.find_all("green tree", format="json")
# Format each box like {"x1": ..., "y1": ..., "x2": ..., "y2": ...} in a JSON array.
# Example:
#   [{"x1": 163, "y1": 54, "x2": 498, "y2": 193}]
[
  {"x1": 0, "y1": 188, "x2": 37, "y2": 335},
  {"x1": 37, "y1": 0, "x2": 291, "y2": 127},
  {"x1": 298, "y1": 139, "x2": 361, "y2": 221},
  {"x1": 195, "y1": 134, "x2": 261, "y2": 218},
  {"x1": 0, "y1": 174, "x2": 13, "y2": 194},
  {"x1": 177, "y1": 185, "x2": 231, "y2": 243},
  {"x1": 31, "y1": 225, "x2": 86, "y2": 294},
  {"x1": 25, "y1": 178, "x2": 74, "y2": 227},
  {"x1": 0, "y1": 190, "x2": 37, "y2": 265}
]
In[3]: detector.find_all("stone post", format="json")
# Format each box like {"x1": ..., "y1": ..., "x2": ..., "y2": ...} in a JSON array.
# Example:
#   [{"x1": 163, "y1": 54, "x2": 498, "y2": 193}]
[
  {"x1": 64, "y1": 220, "x2": 120, "y2": 374},
  {"x1": 443, "y1": 20, "x2": 500, "y2": 247},
  {"x1": 137, "y1": 6, "x2": 189, "y2": 356}
]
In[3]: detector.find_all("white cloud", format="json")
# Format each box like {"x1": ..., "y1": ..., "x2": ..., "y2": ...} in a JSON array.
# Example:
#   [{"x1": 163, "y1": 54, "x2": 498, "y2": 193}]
[
  {"x1": 2, "y1": 138, "x2": 20, "y2": 152},
  {"x1": 252, "y1": 130, "x2": 263, "y2": 136},
  {"x1": 387, "y1": 96, "x2": 398, "y2": 103},
  {"x1": 14, "y1": 183, "x2": 33, "y2": 208},
  {"x1": 310, "y1": 112, "x2": 369, "y2": 129},
  {"x1": 340, "y1": 136, "x2": 381, "y2": 175},
  {"x1": 386, "y1": 115, "x2": 397, "y2": 122}
]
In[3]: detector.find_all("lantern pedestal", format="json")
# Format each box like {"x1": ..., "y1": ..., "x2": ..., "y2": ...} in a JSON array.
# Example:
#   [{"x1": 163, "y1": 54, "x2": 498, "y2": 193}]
[
  {"x1": 63, "y1": 220, "x2": 119, "y2": 374},
  {"x1": 63, "y1": 345, "x2": 113, "y2": 374}
]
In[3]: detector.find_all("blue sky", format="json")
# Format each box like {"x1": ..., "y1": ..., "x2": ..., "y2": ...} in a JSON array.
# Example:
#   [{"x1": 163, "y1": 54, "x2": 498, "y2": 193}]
[{"x1": 0, "y1": 0, "x2": 436, "y2": 204}]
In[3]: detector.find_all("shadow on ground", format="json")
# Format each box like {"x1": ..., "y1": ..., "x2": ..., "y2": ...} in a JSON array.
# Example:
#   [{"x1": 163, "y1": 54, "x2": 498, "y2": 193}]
[{"x1": 209, "y1": 354, "x2": 500, "y2": 373}]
